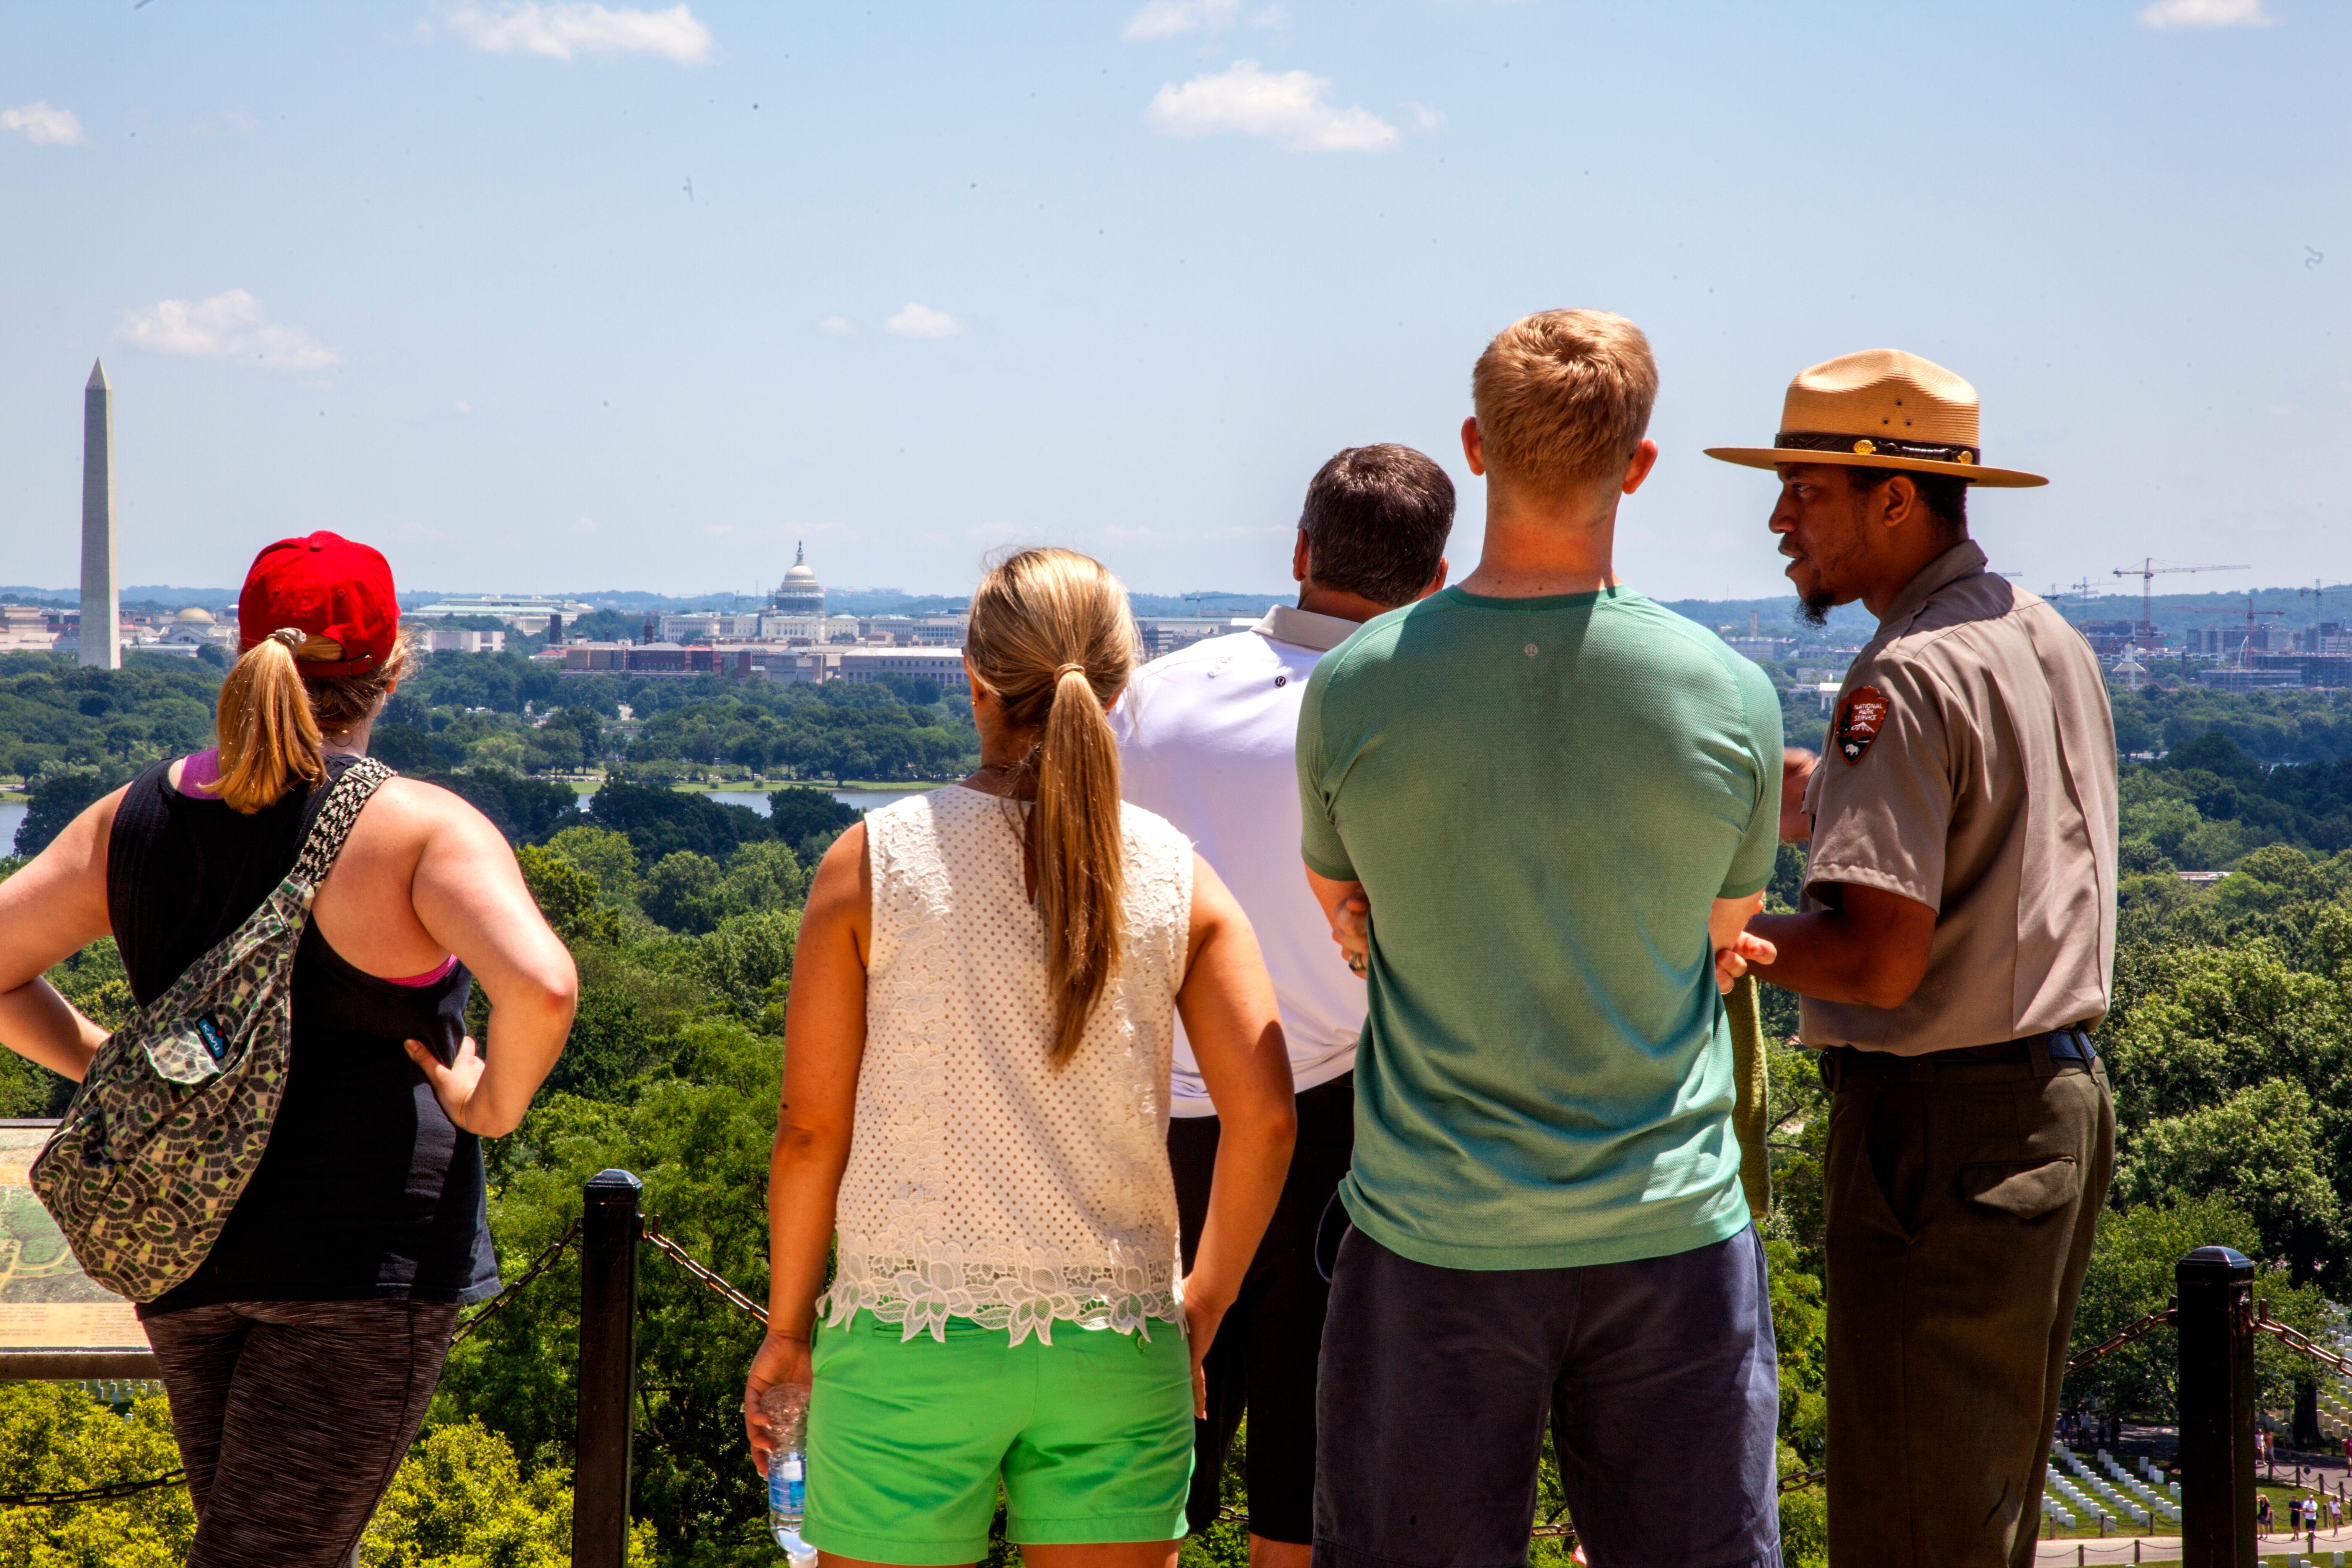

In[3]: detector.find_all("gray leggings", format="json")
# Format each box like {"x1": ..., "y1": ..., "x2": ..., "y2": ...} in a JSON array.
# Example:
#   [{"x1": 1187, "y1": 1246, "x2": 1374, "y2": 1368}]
[{"x1": 143, "y1": 1299, "x2": 461, "y2": 1568}]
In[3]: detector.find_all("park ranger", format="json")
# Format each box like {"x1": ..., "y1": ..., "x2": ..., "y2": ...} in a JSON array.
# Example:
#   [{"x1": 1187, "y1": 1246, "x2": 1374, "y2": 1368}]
[{"x1": 1710, "y1": 350, "x2": 2119, "y2": 1568}]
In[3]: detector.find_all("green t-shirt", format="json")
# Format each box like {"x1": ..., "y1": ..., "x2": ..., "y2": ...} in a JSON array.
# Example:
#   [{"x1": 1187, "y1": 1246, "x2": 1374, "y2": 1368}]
[{"x1": 1297, "y1": 585, "x2": 1782, "y2": 1271}]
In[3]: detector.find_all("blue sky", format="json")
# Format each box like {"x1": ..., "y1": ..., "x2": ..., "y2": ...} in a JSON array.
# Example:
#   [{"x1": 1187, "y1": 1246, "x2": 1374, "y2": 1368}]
[{"x1": 0, "y1": 0, "x2": 2342, "y2": 603}]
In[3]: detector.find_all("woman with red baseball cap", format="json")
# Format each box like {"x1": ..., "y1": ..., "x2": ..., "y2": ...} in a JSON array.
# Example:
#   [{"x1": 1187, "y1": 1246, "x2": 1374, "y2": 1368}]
[{"x1": 0, "y1": 530, "x2": 577, "y2": 1567}]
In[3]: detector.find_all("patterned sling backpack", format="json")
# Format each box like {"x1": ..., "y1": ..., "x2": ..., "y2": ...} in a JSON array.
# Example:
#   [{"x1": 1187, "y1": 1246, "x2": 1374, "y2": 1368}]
[{"x1": 31, "y1": 756, "x2": 396, "y2": 1301}]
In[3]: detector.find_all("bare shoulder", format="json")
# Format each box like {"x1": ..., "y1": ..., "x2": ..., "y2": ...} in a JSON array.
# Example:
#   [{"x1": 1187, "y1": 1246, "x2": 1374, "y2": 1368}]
[
  {"x1": 353, "y1": 774, "x2": 508, "y2": 853},
  {"x1": 807, "y1": 822, "x2": 869, "y2": 908}
]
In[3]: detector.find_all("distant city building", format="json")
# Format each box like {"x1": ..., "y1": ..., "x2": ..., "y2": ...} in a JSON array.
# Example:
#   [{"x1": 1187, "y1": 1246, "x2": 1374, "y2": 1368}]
[
  {"x1": 770, "y1": 543, "x2": 826, "y2": 618},
  {"x1": 2250, "y1": 653, "x2": 2352, "y2": 689},
  {"x1": 2297, "y1": 622, "x2": 2352, "y2": 656},
  {"x1": 2078, "y1": 619, "x2": 2141, "y2": 658},
  {"x1": 1135, "y1": 617, "x2": 1259, "y2": 660},
  {"x1": 848, "y1": 614, "x2": 968, "y2": 646},
  {"x1": 152, "y1": 605, "x2": 236, "y2": 654},
  {"x1": 1722, "y1": 636, "x2": 1796, "y2": 663},
  {"x1": 556, "y1": 639, "x2": 966, "y2": 690},
  {"x1": 657, "y1": 611, "x2": 767, "y2": 642},
  {"x1": 415, "y1": 627, "x2": 506, "y2": 654},
  {"x1": 0, "y1": 606, "x2": 60, "y2": 651},
  {"x1": 2194, "y1": 665, "x2": 2300, "y2": 692},
  {"x1": 556, "y1": 641, "x2": 753, "y2": 679},
  {"x1": 833, "y1": 647, "x2": 967, "y2": 690},
  {"x1": 758, "y1": 613, "x2": 834, "y2": 642},
  {"x1": 406, "y1": 596, "x2": 591, "y2": 634}
]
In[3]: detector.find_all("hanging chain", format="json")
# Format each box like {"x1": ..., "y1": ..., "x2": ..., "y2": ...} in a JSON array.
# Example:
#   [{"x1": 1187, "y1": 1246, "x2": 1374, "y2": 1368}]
[
  {"x1": 641, "y1": 1215, "x2": 769, "y2": 1327},
  {"x1": 0, "y1": 1472, "x2": 187, "y2": 1510},
  {"x1": 2251, "y1": 1313, "x2": 2352, "y2": 1381},
  {"x1": 449, "y1": 1219, "x2": 581, "y2": 1347},
  {"x1": 2065, "y1": 1306, "x2": 2177, "y2": 1376}
]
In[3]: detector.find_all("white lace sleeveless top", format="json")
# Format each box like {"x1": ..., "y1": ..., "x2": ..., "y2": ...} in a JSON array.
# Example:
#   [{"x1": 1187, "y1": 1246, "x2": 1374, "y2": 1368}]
[{"x1": 820, "y1": 784, "x2": 1195, "y2": 1346}]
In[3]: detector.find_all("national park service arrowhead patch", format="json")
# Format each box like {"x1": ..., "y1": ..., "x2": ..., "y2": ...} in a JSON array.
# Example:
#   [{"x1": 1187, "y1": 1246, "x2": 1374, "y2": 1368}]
[{"x1": 1835, "y1": 685, "x2": 1889, "y2": 763}]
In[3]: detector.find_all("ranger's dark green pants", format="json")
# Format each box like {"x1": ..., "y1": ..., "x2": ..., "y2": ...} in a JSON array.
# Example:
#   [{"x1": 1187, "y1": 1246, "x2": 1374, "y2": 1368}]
[{"x1": 1821, "y1": 1042, "x2": 2115, "y2": 1568}]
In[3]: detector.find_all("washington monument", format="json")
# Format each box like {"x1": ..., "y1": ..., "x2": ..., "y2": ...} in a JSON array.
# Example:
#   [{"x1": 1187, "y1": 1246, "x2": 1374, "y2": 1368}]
[{"x1": 79, "y1": 359, "x2": 118, "y2": 670}]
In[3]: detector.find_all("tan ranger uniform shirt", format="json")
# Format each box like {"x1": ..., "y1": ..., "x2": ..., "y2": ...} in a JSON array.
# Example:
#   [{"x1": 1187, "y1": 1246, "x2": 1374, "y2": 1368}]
[{"x1": 1800, "y1": 540, "x2": 2118, "y2": 1055}]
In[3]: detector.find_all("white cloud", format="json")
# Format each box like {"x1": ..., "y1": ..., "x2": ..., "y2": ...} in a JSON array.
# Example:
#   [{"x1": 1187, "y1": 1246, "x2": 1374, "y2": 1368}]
[
  {"x1": 1122, "y1": 0, "x2": 1285, "y2": 38},
  {"x1": 1145, "y1": 60, "x2": 1400, "y2": 152},
  {"x1": 1, "y1": 101, "x2": 89, "y2": 147},
  {"x1": 2137, "y1": 0, "x2": 2277, "y2": 26},
  {"x1": 571, "y1": 516, "x2": 598, "y2": 535},
  {"x1": 885, "y1": 303, "x2": 965, "y2": 339},
  {"x1": 441, "y1": 3, "x2": 713, "y2": 62},
  {"x1": 454, "y1": 399, "x2": 473, "y2": 413},
  {"x1": 1403, "y1": 102, "x2": 1446, "y2": 133},
  {"x1": 1124, "y1": 0, "x2": 1237, "y2": 39},
  {"x1": 816, "y1": 314, "x2": 856, "y2": 336},
  {"x1": 116, "y1": 290, "x2": 339, "y2": 370}
]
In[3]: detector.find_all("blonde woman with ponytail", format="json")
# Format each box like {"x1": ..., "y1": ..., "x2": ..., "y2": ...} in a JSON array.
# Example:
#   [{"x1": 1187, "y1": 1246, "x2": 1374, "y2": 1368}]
[
  {"x1": 746, "y1": 547, "x2": 1297, "y2": 1568},
  {"x1": 0, "y1": 532, "x2": 575, "y2": 1568}
]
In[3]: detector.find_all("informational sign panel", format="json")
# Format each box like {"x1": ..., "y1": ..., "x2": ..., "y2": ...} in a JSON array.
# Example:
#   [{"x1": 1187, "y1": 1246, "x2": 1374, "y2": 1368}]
[{"x1": 0, "y1": 1120, "x2": 155, "y2": 1377}]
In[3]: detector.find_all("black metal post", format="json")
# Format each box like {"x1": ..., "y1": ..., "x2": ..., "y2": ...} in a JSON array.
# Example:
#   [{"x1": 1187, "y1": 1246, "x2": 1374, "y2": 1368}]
[
  {"x1": 573, "y1": 1168, "x2": 642, "y2": 1568},
  {"x1": 2177, "y1": 1245, "x2": 2255, "y2": 1568}
]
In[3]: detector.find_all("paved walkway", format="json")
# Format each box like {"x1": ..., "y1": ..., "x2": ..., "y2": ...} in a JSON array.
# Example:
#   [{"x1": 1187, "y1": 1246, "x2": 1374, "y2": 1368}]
[{"x1": 2032, "y1": 1522, "x2": 2352, "y2": 1563}]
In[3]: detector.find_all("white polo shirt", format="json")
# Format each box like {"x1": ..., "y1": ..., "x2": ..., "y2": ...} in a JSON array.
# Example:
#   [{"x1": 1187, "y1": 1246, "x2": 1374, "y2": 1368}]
[{"x1": 1112, "y1": 603, "x2": 1365, "y2": 1117}]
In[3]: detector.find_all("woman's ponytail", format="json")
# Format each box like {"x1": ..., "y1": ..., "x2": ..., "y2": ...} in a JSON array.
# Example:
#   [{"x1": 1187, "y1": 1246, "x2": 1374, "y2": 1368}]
[
  {"x1": 209, "y1": 626, "x2": 410, "y2": 814},
  {"x1": 965, "y1": 549, "x2": 1140, "y2": 1067},
  {"x1": 213, "y1": 631, "x2": 328, "y2": 813},
  {"x1": 1033, "y1": 660, "x2": 1127, "y2": 1066}
]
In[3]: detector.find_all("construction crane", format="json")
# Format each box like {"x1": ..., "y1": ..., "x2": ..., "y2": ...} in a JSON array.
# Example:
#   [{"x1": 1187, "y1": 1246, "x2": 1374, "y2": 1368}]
[
  {"x1": 2188, "y1": 594, "x2": 2288, "y2": 665},
  {"x1": 2111, "y1": 559, "x2": 2246, "y2": 651}
]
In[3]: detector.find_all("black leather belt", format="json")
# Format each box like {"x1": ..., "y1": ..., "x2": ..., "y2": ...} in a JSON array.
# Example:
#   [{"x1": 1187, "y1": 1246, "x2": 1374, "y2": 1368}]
[{"x1": 1818, "y1": 1025, "x2": 2099, "y2": 1089}]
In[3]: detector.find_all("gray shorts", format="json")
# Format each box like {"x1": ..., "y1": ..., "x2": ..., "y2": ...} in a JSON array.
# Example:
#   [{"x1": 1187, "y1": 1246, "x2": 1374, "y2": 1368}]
[{"x1": 1313, "y1": 1224, "x2": 1782, "y2": 1568}]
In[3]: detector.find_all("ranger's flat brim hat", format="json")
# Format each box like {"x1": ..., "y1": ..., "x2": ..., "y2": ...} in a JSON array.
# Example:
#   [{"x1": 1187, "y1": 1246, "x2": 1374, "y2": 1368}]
[{"x1": 1704, "y1": 348, "x2": 2046, "y2": 488}]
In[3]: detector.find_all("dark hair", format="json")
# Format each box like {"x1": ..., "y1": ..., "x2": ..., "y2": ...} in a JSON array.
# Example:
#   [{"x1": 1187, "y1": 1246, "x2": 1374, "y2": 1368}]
[
  {"x1": 1843, "y1": 466, "x2": 1969, "y2": 541},
  {"x1": 1299, "y1": 444, "x2": 1455, "y2": 609}
]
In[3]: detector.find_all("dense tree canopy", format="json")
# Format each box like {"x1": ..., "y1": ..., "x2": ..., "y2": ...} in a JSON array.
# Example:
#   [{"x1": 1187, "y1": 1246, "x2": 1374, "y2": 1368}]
[{"x1": 17, "y1": 659, "x2": 2352, "y2": 1564}]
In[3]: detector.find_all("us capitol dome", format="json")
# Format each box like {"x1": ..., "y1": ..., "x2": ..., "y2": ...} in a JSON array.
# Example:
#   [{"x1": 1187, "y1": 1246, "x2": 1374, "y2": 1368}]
[{"x1": 770, "y1": 543, "x2": 826, "y2": 617}]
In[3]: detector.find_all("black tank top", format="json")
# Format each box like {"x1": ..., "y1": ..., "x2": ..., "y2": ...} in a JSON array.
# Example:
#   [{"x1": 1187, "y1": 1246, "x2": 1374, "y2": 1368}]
[{"x1": 108, "y1": 753, "x2": 500, "y2": 1314}]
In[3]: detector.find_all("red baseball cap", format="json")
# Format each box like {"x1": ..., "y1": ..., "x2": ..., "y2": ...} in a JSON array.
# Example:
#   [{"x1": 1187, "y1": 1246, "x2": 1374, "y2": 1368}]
[{"x1": 237, "y1": 531, "x2": 400, "y2": 678}]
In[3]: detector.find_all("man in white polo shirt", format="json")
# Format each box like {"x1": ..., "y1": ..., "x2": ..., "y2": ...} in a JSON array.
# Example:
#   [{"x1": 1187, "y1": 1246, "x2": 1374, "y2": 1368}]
[{"x1": 1113, "y1": 444, "x2": 1452, "y2": 1568}]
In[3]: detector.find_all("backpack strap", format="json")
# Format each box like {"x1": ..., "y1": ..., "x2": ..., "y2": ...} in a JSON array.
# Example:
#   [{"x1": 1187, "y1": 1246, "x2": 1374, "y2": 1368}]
[{"x1": 288, "y1": 756, "x2": 396, "y2": 890}]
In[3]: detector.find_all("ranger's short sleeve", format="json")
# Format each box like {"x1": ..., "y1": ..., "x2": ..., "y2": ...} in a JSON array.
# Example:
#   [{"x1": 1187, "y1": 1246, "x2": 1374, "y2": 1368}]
[
  {"x1": 1295, "y1": 655, "x2": 1356, "y2": 882},
  {"x1": 1803, "y1": 655, "x2": 1957, "y2": 911}
]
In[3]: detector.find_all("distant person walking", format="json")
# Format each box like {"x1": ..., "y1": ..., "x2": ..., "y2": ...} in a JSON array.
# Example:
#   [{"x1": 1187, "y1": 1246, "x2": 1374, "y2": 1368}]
[
  {"x1": 1114, "y1": 444, "x2": 1452, "y2": 1566},
  {"x1": 1723, "y1": 351, "x2": 2119, "y2": 1568},
  {"x1": 1300, "y1": 312, "x2": 1786, "y2": 1568},
  {"x1": 743, "y1": 547, "x2": 1298, "y2": 1568},
  {"x1": 0, "y1": 531, "x2": 578, "y2": 1567}
]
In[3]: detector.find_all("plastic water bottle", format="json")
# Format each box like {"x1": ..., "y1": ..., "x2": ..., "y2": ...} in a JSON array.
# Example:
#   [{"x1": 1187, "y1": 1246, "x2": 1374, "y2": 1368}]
[{"x1": 760, "y1": 1382, "x2": 817, "y2": 1567}]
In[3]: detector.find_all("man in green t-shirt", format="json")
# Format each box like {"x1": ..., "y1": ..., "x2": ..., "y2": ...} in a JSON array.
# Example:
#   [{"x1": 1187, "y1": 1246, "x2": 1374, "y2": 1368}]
[{"x1": 1298, "y1": 310, "x2": 1784, "y2": 1568}]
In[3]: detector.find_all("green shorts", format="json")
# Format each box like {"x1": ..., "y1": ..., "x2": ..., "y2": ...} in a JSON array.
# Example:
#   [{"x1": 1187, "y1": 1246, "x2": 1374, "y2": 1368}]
[{"x1": 805, "y1": 1310, "x2": 1194, "y2": 1565}]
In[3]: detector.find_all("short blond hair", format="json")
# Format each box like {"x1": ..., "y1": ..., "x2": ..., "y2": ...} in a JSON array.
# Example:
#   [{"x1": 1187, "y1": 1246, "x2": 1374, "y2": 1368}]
[{"x1": 1471, "y1": 309, "x2": 1658, "y2": 494}]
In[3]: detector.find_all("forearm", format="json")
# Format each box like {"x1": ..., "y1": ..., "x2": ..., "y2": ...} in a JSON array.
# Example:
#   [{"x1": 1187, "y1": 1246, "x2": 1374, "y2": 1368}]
[
  {"x1": 1746, "y1": 910, "x2": 1914, "y2": 1009},
  {"x1": 472, "y1": 981, "x2": 574, "y2": 1136},
  {"x1": 1183, "y1": 1101, "x2": 1295, "y2": 1310},
  {"x1": 766, "y1": 1126, "x2": 852, "y2": 1339},
  {"x1": 0, "y1": 980, "x2": 103, "y2": 1083}
]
